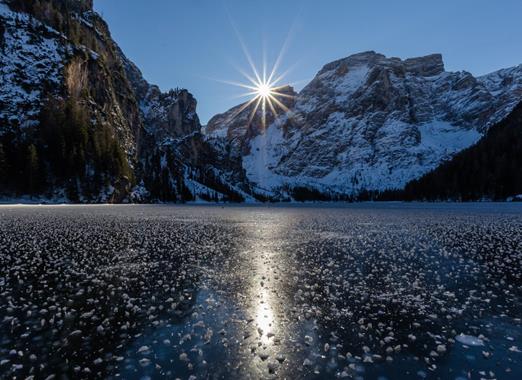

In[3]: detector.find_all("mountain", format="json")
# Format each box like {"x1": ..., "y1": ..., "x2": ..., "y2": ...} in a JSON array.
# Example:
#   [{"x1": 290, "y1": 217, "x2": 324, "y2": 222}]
[
  {"x1": 206, "y1": 51, "x2": 522, "y2": 199},
  {"x1": 119, "y1": 50, "x2": 252, "y2": 203},
  {"x1": 402, "y1": 101, "x2": 522, "y2": 201},
  {"x1": 0, "y1": 0, "x2": 248, "y2": 202},
  {"x1": 207, "y1": 85, "x2": 297, "y2": 157}
]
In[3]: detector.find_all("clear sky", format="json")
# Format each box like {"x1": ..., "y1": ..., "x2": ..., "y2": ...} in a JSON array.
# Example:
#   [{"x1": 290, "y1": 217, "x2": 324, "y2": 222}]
[{"x1": 94, "y1": 0, "x2": 522, "y2": 124}]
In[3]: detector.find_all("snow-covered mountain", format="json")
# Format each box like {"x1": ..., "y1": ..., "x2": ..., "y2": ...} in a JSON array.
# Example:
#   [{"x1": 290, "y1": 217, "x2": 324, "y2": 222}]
[{"x1": 206, "y1": 51, "x2": 522, "y2": 198}]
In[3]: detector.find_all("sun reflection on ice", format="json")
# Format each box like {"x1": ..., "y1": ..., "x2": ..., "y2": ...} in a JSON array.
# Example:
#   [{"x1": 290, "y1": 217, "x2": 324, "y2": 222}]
[
  {"x1": 256, "y1": 287, "x2": 275, "y2": 344},
  {"x1": 246, "y1": 222, "x2": 282, "y2": 349},
  {"x1": 241, "y1": 217, "x2": 296, "y2": 377}
]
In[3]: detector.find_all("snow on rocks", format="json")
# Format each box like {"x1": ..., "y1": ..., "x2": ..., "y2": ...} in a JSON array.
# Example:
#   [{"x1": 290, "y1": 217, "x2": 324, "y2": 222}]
[
  {"x1": 207, "y1": 51, "x2": 522, "y2": 198},
  {"x1": 0, "y1": 2, "x2": 65, "y2": 131}
]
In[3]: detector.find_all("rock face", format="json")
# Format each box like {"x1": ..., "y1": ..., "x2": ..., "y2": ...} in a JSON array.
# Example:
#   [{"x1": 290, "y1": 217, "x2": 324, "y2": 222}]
[
  {"x1": 0, "y1": 0, "x2": 248, "y2": 202},
  {"x1": 0, "y1": 0, "x2": 142, "y2": 152},
  {"x1": 120, "y1": 53, "x2": 201, "y2": 142},
  {"x1": 0, "y1": 0, "x2": 144, "y2": 201},
  {"x1": 206, "y1": 51, "x2": 522, "y2": 198},
  {"x1": 118, "y1": 51, "x2": 252, "y2": 202}
]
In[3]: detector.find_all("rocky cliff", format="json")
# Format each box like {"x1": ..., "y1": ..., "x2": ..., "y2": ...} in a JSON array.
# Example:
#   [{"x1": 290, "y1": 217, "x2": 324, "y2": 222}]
[{"x1": 0, "y1": 0, "x2": 248, "y2": 202}]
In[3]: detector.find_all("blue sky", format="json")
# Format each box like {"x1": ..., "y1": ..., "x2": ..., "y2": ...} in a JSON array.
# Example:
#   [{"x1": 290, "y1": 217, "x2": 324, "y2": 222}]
[{"x1": 94, "y1": 0, "x2": 522, "y2": 124}]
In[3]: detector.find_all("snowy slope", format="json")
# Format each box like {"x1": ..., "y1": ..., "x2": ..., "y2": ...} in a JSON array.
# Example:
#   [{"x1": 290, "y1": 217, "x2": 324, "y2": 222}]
[{"x1": 0, "y1": 2, "x2": 65, "y2": 131}]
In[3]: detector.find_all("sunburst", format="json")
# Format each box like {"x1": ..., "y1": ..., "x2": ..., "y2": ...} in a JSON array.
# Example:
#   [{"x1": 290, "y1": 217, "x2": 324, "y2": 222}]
[
  {"x1": 220, "y1": 62, "x2": 294, "y2": 129},
  {"x1": 215, "y1": 23, "x2": 298, "y2": 129},
  {"x1": 256, "y1": 82, "x2": 272, "y2": 99}
]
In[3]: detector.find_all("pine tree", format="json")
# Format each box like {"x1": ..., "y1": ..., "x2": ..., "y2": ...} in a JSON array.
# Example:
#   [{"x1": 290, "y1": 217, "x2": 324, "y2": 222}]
[
  {"x1": 66, "y1": 178, "x2": 79, "y2": 202},
  {"x1": 25, "y1": 144, "x2": 39, "y2": 195},
  {"x1": 0, "y1": 142, "x2": 6, "y2": 185}
]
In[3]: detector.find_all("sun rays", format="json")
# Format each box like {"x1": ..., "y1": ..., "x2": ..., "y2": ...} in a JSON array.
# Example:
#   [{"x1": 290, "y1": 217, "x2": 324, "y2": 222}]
[
  {"x1": 256, "y1": 82, "x2": 272, "y2": 99},
  {"x1": 211, "y1": 16, "x2": 302, "y2": 130},
  {"x1": 222, "y1": 60, "x2": 294, "y2": 130}
]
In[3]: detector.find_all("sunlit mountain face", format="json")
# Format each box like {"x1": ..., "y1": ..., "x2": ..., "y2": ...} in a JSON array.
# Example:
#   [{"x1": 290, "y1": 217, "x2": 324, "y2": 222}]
[{"x1": 205, "y1": 51, "x2": 522, "y2": 200}]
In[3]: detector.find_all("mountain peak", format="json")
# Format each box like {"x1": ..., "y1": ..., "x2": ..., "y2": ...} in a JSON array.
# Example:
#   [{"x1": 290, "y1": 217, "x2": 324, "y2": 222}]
[
  {"x1": 318, "y1": 51, "x2": 384, "y2": 74},
  {"x1": 318, "y1": 51, "x2": 445, "y2": 77},
  {"x1": 404, "y1": 53, "x2": 444, "y2": 76},
  {"x1": 274, "y1": 84, "x2": 297, "y2": 96}
]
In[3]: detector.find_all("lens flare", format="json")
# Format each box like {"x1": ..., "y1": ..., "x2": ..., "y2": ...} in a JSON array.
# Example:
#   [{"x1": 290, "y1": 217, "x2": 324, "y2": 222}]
[
  {"x1": 212, "y1": 25, "x2": 299, "y2": 129},
  {"x1": 208, "y1": 15, "x2": 308, "y2": 131},
  {"x1": 217, "y1": 62, "x2": 295, "y2": 131},
  {"x1": 256, "y1": 82, "x2": 273, "y2": 99}
]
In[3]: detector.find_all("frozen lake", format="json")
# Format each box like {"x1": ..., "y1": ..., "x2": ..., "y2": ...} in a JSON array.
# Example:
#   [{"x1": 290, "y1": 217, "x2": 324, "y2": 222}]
[{"x1": 1, "y1": 204, "x2": 521, "y2": 379}]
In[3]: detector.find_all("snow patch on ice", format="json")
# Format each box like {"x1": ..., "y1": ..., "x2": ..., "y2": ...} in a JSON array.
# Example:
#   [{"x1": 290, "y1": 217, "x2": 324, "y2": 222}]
[{"x1": 455, "y1": 334, "x2": 485, "y2": 347}]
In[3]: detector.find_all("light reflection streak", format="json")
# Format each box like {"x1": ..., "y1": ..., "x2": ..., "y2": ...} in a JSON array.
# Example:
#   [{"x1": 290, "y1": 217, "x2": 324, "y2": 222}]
[{"x1": 248, "y1": 223, "x2": 279, "y2": 348}]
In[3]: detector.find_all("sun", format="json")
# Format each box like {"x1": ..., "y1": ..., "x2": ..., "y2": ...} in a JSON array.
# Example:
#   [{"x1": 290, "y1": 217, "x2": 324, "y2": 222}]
[
  {"x1": 256, "y1": 82, "x2": 273, "y2": 99},
  {"x1": 219, "y1": 67, "x2": 293, "y2": 129},
  {"x1": 208, "y1": 15, "x2": 310, "y2": 129},
  {"x1": 214, "y1": 25, "x2": 299, "y2": 129}
]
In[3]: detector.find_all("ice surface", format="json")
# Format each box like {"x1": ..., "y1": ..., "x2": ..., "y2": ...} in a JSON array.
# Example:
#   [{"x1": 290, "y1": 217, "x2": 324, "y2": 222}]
[{"x1": 0, "y1": 203, "x2": 521, "y2": 379}]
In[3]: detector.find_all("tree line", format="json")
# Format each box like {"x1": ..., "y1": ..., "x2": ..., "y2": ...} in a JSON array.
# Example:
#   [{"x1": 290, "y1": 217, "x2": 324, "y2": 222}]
[{"x1": 0, "y1": 98, "x2": 132, "y2": 200}]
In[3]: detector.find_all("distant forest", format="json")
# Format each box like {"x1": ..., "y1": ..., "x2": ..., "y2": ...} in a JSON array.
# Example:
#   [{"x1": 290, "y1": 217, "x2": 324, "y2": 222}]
[{"x1": 0, "y1": 99, "x2": 131, "y2": 201}]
